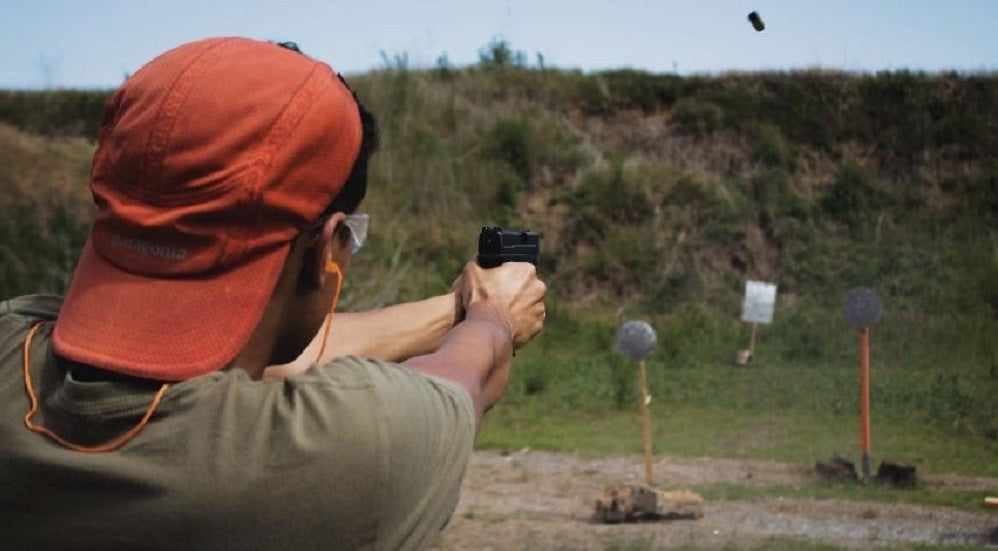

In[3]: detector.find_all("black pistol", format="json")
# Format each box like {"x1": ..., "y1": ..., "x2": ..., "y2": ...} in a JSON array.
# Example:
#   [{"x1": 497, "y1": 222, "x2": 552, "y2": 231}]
[{"x1": 477, "y1": 227, "x2": 539, "y2": 268}]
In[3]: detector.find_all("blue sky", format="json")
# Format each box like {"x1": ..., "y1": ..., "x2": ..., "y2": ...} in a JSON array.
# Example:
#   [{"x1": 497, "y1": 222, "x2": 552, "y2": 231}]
[{"x1": 3, "y1": 0, "x2": 996, "y2": 89}]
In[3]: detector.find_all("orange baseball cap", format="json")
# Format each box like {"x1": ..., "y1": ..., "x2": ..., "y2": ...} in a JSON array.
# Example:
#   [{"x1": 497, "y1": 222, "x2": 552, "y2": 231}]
[{"x1": 52, "y1": 37, "x2": 363, "y2": 380}]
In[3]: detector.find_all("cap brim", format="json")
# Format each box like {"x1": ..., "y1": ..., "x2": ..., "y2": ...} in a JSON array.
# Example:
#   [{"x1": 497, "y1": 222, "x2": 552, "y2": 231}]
[{"x1": 53, "y1": 235, "x2": 290, "y2": 380}]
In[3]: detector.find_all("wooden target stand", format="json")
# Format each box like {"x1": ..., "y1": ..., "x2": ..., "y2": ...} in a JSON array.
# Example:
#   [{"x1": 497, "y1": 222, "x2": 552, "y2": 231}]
[
  {"x1": 615, "y1": 321, "x2": 658, "y2": 485},
  {"x1": 597, "y1": 321, "x2": 705, "y2": 523},
  {"x1": 737, "y1": 281, "x2": 777, "y2": 365}
]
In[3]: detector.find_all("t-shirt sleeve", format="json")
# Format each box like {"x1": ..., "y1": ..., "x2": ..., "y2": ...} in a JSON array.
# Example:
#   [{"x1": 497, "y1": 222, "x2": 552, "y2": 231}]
[{"x1": 359, "y1": 358, "x2": 475, "y2": 550}]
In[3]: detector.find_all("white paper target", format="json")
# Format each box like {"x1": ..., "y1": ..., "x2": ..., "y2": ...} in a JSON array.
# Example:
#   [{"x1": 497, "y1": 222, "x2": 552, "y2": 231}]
[{"x1": 741, "y1": 280, "x2": 777, "y2": 324}]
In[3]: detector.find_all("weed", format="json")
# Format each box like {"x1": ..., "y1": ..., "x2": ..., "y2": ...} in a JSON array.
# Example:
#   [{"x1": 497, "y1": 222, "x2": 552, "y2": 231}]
[
  {"x1": 820, "y1": 159, "x2": 892, "y2": 238},
  {"x1": 485, "y1": 117, "x2": 532, "y2": 182},
  {"x1": 747, "y1": 122, "x2": 796, "y2": 170},
  {"x1": 478, "y1": 36, "x2": 527, "y2": 69},
  {"x1": 672, "y1": 97, "x2": 723, "y2": 136}
]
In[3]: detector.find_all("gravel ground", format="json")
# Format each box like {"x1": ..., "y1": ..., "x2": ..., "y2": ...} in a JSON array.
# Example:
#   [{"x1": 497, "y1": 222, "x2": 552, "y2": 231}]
[{"x1": 431, "y1": 450, "x2": 998, "y2": 550}]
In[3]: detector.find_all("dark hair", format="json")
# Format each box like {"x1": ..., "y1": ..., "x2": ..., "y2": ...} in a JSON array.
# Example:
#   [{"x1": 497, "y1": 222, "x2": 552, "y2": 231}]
[
  {"x1": 322, "y1": 78, "x2": 379, "y2": 216},
  {"x1": 274, "y1": 41, "x2": 380, "y2": 217}
]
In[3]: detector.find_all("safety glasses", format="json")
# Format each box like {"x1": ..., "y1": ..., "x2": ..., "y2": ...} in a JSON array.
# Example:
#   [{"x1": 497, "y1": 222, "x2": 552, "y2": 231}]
[
  {"x1": 308, "y1": 212, "x2": 369, "y2": 254},
  {"x1": 342, "y1": 213, "x2": 369, "y2": 254}
]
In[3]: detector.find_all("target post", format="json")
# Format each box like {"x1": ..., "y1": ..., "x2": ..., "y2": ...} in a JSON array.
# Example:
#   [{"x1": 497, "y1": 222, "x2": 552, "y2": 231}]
[
  {"x1": 843, "y1": 287, "x2": 882, "y2": 483},
  {"x1": 636, "y1": 359, "x2": 653, "y2": 485},
  {"x1": 615, "y1": 321, "x2": 658, "y2": 486},
  {"x1": 860, "y1": 327, "x2": 871, "y2": 481}
]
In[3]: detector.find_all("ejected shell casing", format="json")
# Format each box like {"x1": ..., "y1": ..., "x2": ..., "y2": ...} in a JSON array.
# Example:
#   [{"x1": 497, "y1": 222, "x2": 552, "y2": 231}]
[{"x1": 748, "y1": 11, "x2": 765, "y2": 32}]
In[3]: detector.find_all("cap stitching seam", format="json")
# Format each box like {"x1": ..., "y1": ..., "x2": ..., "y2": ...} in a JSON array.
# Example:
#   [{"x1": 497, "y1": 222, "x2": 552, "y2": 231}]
[
  {"x1": 98, "y1": 148, "x2": 243, "y2": 207},
  {"x1": 217, "y1": 62, "x2": 329, "y2": 267},
  {"x1": 142, "y1": 38, "x2": 236, "y2": 191}
]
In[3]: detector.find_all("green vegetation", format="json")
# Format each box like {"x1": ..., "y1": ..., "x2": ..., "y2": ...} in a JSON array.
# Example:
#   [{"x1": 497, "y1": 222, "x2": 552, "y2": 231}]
[
  {"x1": 596, "y1": 532, "x2": 996, "y2": 551},
  {"x1": 665, "y1": 540, "x2": 996, "y2": 551},
  {"x1": 478, "y1": 401, "x2": 998, "y2": 477},
  {"x1": 0, "y1": 124, "x2": 93, "y2": 296},
  {"x1": 0, "y1": 90, "x2": 108, "y2": 138},
  {"x1": 690, "y1": 480, "x2": 994, "y2": 513},
  {"x1": 1, "y1": 45, "x2": 995, "y2": 480}
]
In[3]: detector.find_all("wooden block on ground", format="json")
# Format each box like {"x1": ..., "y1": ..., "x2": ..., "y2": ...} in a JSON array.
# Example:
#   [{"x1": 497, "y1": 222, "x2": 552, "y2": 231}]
[
  {"x1": 875, "y1": 460, "x2": 917, "y2": 487},
  {"x1": 816, "y1": 454, "x2": 858, "y2": 482},
  {"x1": 593, "y1": 483, "x2": 703, "y2": 523}
]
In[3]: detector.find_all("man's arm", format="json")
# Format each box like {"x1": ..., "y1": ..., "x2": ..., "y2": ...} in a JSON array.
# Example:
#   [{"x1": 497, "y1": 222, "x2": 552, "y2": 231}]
[{"x1": 264, "y1": 292, "x2": 461, "y2": 379}]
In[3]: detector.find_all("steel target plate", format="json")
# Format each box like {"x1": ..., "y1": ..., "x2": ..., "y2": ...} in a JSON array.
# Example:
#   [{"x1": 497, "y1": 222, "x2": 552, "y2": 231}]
[
  {"x1": 843, "y1": 287, "x2": 883, "y2": 327},
  {"x1": 615, "y1": 321, "x2": 657, "y2": 361}
]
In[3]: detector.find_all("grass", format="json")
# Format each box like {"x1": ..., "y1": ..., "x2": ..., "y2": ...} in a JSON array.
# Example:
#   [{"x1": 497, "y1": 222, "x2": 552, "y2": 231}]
[
  {"x1": 478, "y1": 401, "x2": 998, "y2": 477},
  {"x1": 664, "y1": 539, "x2": 998, "y2": 551},
  {"x1": 479, "y1": 331, "x2": 998, "y2": 477},
  {"x1": 689, "y1": 481, "x2": 994, "y2": 513},
  {"x1": 595, "y1": 531, "x2": 996, "y2": 551},
  {"x1": 481, "y1": 315, "x2": 997, "y2": 478},
  {"x1": 0, "y1": 123, "x2": 93, "y2": 296}
]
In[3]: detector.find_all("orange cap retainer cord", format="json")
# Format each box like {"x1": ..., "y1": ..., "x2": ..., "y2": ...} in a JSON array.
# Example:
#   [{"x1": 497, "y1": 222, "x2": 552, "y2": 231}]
[
  {"x1": 314, "y1": 260, "x2": 343, "y2": 364},
  {"x1": 23, "y1": 322, "x2": 170, "y2": 453},
  {"x1": 22, "y1": 262, "x2": 341, "y2": 450}
]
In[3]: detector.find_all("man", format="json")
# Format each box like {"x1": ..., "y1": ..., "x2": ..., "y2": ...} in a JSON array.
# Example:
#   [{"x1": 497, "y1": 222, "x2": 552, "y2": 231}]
[{"x1": 0, "y1": 37, "x2": 546, "y2": 550}]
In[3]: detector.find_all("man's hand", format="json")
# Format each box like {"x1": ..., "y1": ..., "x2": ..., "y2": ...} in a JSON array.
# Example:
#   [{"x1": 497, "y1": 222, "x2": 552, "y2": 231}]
[
  {"x1": 459, "y1": 261, "x2": 546, "y2": 349},
  {"x1": 405, "y1": 261, "x2": 546, "y2": 428}
]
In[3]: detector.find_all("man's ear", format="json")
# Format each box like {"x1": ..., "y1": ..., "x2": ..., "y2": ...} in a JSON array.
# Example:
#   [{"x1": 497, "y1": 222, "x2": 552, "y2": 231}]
[{"x1": 302, "y1": 213, "x2": 346, "y2": 290}]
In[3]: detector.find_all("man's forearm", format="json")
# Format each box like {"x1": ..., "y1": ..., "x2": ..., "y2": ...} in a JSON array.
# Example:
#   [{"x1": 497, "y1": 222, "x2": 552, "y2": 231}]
[
  {"x1": 265, "y1": 292, "x2": 462, "y2": 379},
  {"x1": 322, "y1": 293, "x2": 461, "y2": 362}
]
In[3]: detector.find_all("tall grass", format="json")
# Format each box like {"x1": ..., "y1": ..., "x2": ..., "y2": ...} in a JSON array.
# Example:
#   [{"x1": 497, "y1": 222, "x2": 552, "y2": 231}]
[
  {"x1": 0, "y1": 123, "x2": 93, "y2": 296},
  {"x1": 1, "y1": 60, "x2": 995, "y2": 465}
]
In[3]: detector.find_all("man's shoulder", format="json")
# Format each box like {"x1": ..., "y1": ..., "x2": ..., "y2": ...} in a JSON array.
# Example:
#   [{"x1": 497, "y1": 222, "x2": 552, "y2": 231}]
[
  {"x1": 0, "y1": 294, "x2": 63, "y2": 321},
  {"x1": 290, "y1": 355, "x2": 475, "y2": 442},
  {"x1": 307, "y1": 356, "x2": 473, "y2": 408},
  {"x1": 0, "y1": 295, "x2": 62, "y2": 352}
]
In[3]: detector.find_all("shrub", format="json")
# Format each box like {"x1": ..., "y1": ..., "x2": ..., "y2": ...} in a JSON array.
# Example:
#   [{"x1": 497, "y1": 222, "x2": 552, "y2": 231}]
[
  {"x1": 0, "y1": 90, "x2": 111, "y2": 139},
  {"x1": 590, "y1": 70, "x2": 686, "y2": 112},
  {"x1": 747, "y1": 122, "x2": 796, "y2": 170},
  {"x1": 478, "y1": 37, "x2": 527, "y2": 69},
  {"x1": 485, "y1": 117, "x2": 532, "y2": 182},
  {"x1": 672, "y1": 97, "x2": 723, "y2": 136},
  {"x1": 563, "y1": 161, "x2": 655, "y2": 244},
  {"x1": 820, "y1": 160, "x2": 892, "y2": 238}
]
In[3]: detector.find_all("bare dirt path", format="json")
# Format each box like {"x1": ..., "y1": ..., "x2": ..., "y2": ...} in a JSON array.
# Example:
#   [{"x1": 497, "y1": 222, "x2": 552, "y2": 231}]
[{"x1": 431, "y1": 451, "x2": 998, "y2": 550}]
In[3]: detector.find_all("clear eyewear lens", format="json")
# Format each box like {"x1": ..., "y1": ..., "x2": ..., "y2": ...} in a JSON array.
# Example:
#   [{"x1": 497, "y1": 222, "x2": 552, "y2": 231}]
[{"x1": 343, "y1": 213, "x2": 369, "y2": 253}]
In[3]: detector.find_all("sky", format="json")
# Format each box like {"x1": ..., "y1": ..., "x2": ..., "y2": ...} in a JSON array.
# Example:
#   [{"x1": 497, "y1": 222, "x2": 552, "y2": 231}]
[{"x1": 2, "y1": 0, "x2": 996, "y2": 89}]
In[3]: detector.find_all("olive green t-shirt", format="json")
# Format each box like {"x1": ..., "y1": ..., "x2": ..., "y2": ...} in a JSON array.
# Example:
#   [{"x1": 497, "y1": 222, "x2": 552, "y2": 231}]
[{"x1": 0, "y1": 295, "x2": 475, "y2": 550}]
